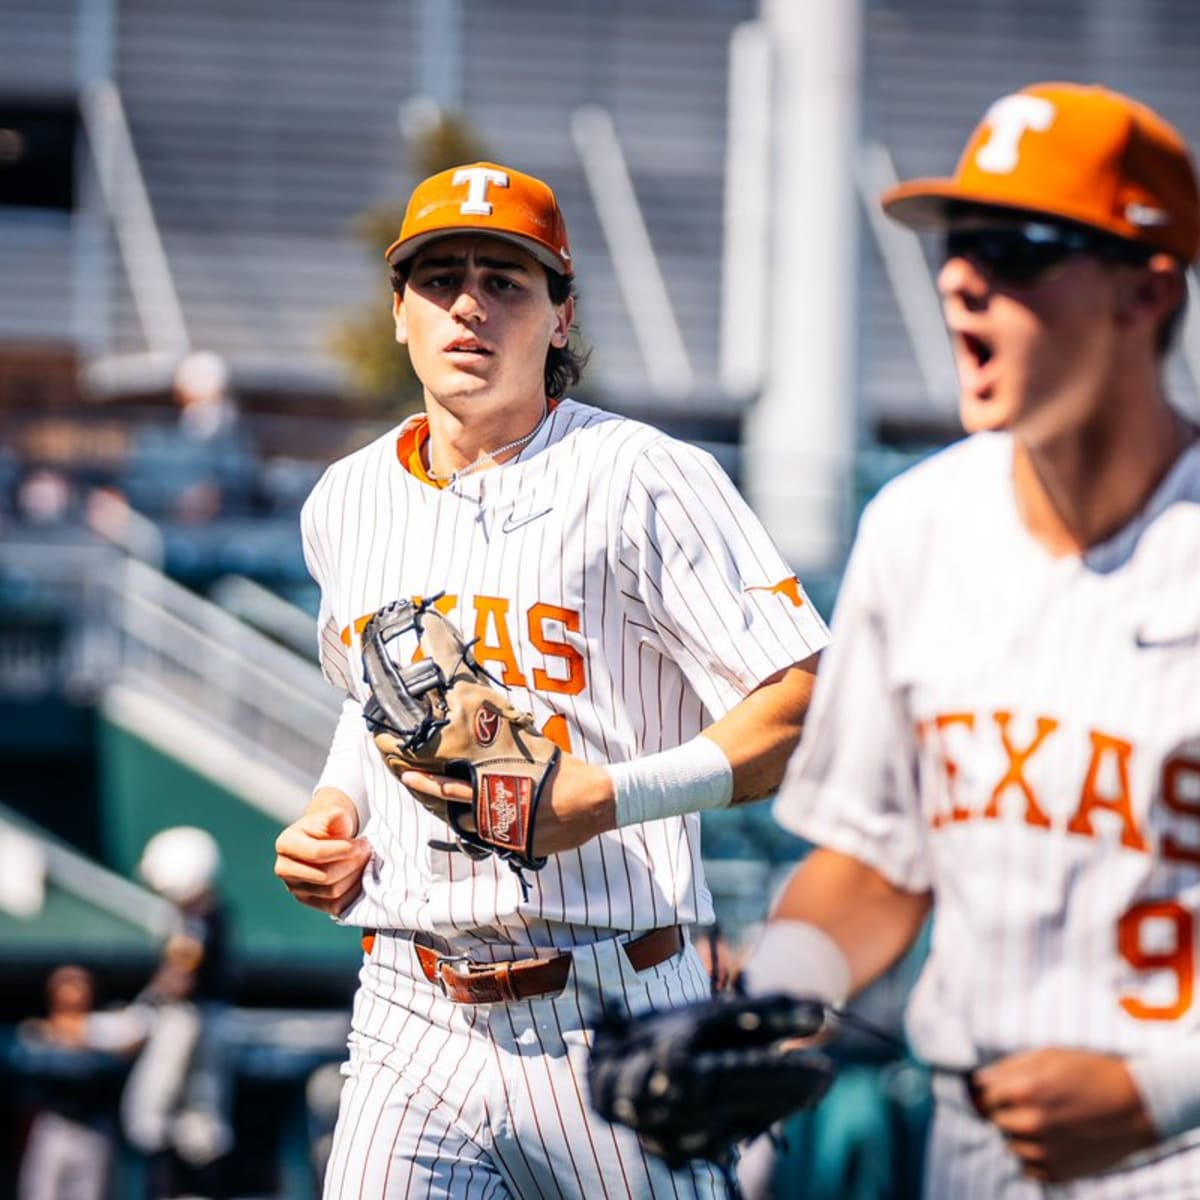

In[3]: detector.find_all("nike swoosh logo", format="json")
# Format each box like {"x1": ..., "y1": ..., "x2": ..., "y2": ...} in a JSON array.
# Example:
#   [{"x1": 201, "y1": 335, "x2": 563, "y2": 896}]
[
  {"x1": 1133, "y1": 629, "x2": 1200, "y2": 650},
  {"x1": 501, "y1": 507, "x2": 554, "y2": 533}
]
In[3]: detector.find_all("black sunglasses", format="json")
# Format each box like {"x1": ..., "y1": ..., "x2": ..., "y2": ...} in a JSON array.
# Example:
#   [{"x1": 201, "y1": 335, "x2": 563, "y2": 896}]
[{"x1": 943, "y1": 222, "x2": 1153, "y2": 286}]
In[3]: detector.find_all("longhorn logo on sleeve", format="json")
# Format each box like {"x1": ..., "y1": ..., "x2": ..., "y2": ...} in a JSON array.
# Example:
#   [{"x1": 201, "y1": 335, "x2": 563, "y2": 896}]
[{"x1": 744, "y1": 577, "x2": 806, "y2": 607}]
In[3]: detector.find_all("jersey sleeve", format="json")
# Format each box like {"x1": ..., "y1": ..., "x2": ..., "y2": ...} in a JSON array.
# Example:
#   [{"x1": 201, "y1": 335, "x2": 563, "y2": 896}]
[
  {"x1": 772, "y1": 500, "x2": 931, "y2": 892},
  {"x1": 300, "y1": 473, "x2": 355, "y2": 693},
  {"x1": 315, "y1": 697, "x2": 369, "y2": 823},
  {"x1": 618, "y1": 437, "x2": 830, "y2": 718}
]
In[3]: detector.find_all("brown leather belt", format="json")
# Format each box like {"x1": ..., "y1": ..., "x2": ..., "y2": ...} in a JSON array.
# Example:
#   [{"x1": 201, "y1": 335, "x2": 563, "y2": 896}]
[{"x1": 361, "y1": 925, "x2": 684, "y2": 1004}]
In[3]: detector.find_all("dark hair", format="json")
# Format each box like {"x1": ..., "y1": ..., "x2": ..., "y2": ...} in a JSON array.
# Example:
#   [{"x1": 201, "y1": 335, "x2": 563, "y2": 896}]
[
  {"x1": 544, "y1": 270, "x2": 590, "y2": 399},
  {"x1": 389, "y1": 261, "x2": 590, "y2": 400}
]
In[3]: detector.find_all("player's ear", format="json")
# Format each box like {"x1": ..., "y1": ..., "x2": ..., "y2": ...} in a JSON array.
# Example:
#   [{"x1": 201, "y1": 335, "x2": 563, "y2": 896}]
[
  {"x1": 1117, "y1": 254, "x2": 1184, "y2": 333},
  {"x1": 550, "y1": 296, "x2": 574, "y2": 349},
  {"x1": 393, "y1": 291, "x2": 408, "y2": 345}
]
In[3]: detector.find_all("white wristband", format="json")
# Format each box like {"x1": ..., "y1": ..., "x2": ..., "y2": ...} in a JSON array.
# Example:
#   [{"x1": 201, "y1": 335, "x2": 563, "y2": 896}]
[
  {"x1": 1128, "y1": 1043, "x2": 1200, "y2": 1140},
  {"x1": 607, "y1": 735, "x2": 733, "y2": 828},
  {"x1": 739, "y1": 919, "x2": 851, "y2": 1007}
]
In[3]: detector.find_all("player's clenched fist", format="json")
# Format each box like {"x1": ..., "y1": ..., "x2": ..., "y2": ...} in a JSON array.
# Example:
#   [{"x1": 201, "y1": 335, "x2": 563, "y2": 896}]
[
  {"x1": 274, "y1": 789, "x2": 372, "y2": 915},
  {"x1": 970, "y1": 1047, "x2": 1157, "y2": 1183}
]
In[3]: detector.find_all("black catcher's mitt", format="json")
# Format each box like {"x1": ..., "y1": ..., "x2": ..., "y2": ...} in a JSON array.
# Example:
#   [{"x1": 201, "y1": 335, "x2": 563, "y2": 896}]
[
  {"x1": 361, "y1": 598, "x2": 561, "y2": 880},
  {"x1": 588, "y1": 992, "x2": 834, "y2": 1168}
]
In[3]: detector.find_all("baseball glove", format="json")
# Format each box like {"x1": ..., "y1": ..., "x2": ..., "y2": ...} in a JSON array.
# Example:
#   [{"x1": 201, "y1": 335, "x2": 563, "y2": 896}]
[
  {"x1": 361, "y1": 597, "x2": 560, "y2": 881},
  {"x1": 588, "y1": 992, "x2": 834, "y2": 1169}
]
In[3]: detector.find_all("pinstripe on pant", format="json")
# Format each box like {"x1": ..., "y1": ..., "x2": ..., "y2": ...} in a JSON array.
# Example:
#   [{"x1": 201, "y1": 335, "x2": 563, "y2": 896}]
[{"x1": 322, "y1": 930, "x2": 730, "y2": 1200}]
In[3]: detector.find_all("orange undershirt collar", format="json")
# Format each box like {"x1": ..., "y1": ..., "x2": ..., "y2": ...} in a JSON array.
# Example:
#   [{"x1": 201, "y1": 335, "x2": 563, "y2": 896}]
[
  {"x1": 396, "y1": 416, "x2": 444, "y2": 488},
  {"x1": 395, "y1": 399, "x2": 560, "y2": 489}
]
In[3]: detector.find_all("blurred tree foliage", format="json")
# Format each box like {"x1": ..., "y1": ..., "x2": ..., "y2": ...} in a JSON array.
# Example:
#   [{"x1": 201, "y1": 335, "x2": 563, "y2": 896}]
[{"x1": 329, "y1": 112, "x2": 488, "y2": 416}]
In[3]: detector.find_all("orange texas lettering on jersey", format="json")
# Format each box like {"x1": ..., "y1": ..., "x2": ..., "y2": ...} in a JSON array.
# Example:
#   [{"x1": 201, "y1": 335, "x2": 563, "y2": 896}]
[
  {"x1": 916, "y1": 709, "x2": 1200, "y2": 865},
  {"x1": 339, "y1": 594, "x2": 586, "y2": 697}
]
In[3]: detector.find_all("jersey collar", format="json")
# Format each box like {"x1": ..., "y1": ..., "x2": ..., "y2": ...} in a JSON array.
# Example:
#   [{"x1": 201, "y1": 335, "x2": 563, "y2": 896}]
[{"x1": 395, "y1": 400, "x2": 562, "y2": 489}]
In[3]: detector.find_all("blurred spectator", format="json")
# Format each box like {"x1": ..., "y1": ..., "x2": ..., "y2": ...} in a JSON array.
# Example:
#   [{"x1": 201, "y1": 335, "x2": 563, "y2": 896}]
[
  {"x1": 16, "y1": 965, "x2": 151, "y2": 1200},
  {"x1": 304, "y1": 1060, "x2": 344, "y2": 1188},
  {"x1": 172, "y1": 352, "x2": 237, "y2": 445},
  {"x1": 121, "y1": 826, "x2": 235, "y2": 1198},
  {"x1": 16, "y1": 469, "x2": 75, "y2": 526},
  {"x1": 82, "y1": 486, "x2": 164, "y2": 567},
  {"x1": 123, "y1": 352, "x2": 257, "y2": 522},
  {"x1": 137, "y1": 825, "x2": 233, "y2": 1005}
]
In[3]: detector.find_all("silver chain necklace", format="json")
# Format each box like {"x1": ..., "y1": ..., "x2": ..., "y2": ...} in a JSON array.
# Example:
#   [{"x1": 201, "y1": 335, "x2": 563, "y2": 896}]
[{"x1": 426, "y1": 403, "x2": 548, "y2": 484}]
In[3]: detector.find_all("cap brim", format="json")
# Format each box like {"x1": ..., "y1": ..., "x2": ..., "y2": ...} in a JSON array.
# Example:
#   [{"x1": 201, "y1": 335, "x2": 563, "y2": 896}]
[
  {"x1": 880, "y1": 179, "x2": 974, "y2": 230},
  {"x1": 881, "y1": 177, "x2": 1126, "y2": 238},
  {"x1": 385, "y1": 228, "x2": 571, "y2": 276}
]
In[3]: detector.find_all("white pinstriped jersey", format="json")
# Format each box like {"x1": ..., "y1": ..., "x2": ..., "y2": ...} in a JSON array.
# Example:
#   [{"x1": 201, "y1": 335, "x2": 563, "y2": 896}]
[
  {"x1": 303, "y1": 398, "x2": 828, "y2": 945},
  {"x1": 777, "y1": 432, "x2": 1200, "y2": 1193}
]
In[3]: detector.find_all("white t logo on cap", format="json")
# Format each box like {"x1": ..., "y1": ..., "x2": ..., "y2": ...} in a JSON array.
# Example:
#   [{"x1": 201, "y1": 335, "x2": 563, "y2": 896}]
[
  {"x1": 974, "y1": 95, "x2": 1056, "y2": 174},
  {"x1": 454, "y1": 167, "x2": 510, "y2": 215}
]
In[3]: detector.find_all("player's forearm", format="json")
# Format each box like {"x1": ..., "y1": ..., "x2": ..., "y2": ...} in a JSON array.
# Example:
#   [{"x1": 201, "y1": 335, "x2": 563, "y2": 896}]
[
  {"x1": 703, "y1": 657, "x2": 820, "y2": 805},
  {"x1": 766, "y1": 848, "x2": 932, "y2": 997},
  {"x1": 604, "y1": 657, "x2": 820, "y2": 828}
]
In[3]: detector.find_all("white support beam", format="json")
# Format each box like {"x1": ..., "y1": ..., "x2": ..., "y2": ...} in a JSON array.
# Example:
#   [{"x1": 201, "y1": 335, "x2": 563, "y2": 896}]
[
  {"x1": 80, "y1": 80, "x2": 189, "y2": 356},
  {"x1": 572, "y1": 105, "x2": 695, "y2": 400},
  {"x1": 743, "y1": 0, "x2": 862, "y2": 572},
  {"x1": 720, "y1": 20, "x2": 772, "y2": 397},
  {"x1": 857, "y1": 141, "x2": 959, "y2": 413}
]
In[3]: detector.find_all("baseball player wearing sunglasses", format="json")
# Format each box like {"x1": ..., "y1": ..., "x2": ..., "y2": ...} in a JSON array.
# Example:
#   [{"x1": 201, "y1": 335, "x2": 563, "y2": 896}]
[{"x1": 748, "y1": 83, "x2": 1200, "y2": 1197}]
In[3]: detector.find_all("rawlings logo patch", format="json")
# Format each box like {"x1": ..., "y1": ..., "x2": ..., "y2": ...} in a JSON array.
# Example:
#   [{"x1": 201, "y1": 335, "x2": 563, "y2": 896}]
[
  {"x1": 475, "y1": 706, "x2": 501, "y2": 747},
  {"x1": 478, "y1": 775, "x2": 532, "y2": 851}
]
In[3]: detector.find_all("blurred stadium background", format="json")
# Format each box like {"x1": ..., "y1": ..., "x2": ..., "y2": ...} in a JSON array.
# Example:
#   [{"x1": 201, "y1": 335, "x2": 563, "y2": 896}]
[{"x1": 2, "y1": 1, "x2": 1199, "y2": 1196}]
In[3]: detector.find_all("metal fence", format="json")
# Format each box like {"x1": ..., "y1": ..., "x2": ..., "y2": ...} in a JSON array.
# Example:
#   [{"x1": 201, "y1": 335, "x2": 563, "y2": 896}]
[{"x1": 0, "y1": 540, "x2": 338, "y2": 787}]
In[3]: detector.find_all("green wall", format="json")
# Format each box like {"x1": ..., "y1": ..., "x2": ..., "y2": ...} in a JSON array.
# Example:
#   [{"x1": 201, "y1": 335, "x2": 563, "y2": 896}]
[{"x1": 95, "y1": 716, "x2": 359, "y2": 976}]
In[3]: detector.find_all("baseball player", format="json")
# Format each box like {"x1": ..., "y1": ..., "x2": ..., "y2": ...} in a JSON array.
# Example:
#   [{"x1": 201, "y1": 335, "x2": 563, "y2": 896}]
[
  {"x1": 743, "y1": 83, "x2": 1200, "y2": 1197},
  {"x1": 273, "y1": 161, "x2": 829, "y2": 1197}
]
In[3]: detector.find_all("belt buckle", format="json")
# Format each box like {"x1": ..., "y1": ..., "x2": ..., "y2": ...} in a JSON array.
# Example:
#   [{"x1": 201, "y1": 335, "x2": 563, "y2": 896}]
[{"x1": 432, "y1": 952, "x2": 476, "y2": 994}]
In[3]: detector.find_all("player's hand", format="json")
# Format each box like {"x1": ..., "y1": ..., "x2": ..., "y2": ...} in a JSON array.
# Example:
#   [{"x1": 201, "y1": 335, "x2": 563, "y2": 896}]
[
  {"x1": 399, "y1": 753, "x2": 616, "y2": 857},
  {"x1": 274, "y1": 793, "x2": 372, "y2": 915},
  {"x1": 695, "y1": 927, "x2": 738, "y2": 992},
  {"x1": 970, "y1": 1047, "x2": 1158, "y2": 1182}
]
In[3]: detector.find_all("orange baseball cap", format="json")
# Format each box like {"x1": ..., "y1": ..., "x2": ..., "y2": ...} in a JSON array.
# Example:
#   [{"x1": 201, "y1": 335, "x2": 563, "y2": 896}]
[
  {"x1": 385, "y1": 161, "x2": 573, "y2": 277},
  {"x1": 882, "y1": 83, "x2": 1200, "y2": 262}
]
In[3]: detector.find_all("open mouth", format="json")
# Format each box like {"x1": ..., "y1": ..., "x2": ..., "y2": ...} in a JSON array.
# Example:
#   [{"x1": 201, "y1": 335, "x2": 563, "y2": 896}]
[{"x1": 961, "y1": 331, "x2": 994, "y2": 369}]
